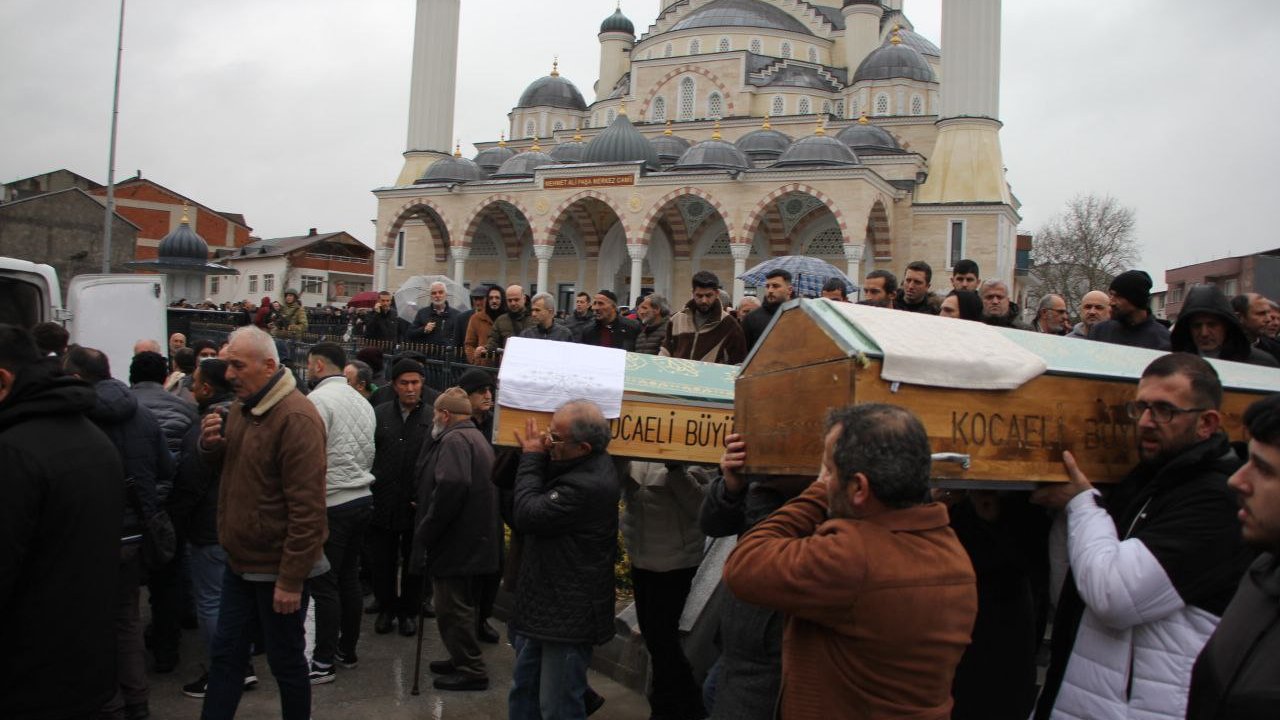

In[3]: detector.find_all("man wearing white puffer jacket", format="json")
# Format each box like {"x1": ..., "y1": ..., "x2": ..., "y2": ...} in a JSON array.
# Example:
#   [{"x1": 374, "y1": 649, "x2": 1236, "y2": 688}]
[{"x1": 303, "y1": 342, "x2": 377, "y2": 685}]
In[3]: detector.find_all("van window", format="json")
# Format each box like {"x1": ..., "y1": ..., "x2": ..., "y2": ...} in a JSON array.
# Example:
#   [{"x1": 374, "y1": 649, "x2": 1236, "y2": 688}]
[{"x1": 0, "y1": 277, "x2": 41, "y2": 329}]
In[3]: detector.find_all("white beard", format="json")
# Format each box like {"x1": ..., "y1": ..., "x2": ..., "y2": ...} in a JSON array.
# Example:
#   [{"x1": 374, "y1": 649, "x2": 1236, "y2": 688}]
[{"x1": 431, "y1": 422, "x2": 446, "y2": 439}]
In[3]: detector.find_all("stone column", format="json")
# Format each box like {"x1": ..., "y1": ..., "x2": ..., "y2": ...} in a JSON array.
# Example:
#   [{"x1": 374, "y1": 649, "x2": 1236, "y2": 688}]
[
  {"x1": 451, "y1": 245, "x2": 471, "y2": 287},
  {"x1": 843, "y1": 243, "x2": 865, "y2": 301},
  {"x1": 730, "y1": 242, "x2": 752, "y2": 303},
  {"x1": 626, "y1": 243, "x2": 648, "y2": 308},
  {"x1": 533, "y1": 243, "x2": 554, "y2": 296},
  {"x1": 374, "y1": 245, "x2": 391, "y2": 292}
]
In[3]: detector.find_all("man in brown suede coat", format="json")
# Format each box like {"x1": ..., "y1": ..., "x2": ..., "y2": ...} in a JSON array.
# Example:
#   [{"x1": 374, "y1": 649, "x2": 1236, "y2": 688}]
[{"x1": 198, "y1": 326, "x2": 328, "y2": 720}]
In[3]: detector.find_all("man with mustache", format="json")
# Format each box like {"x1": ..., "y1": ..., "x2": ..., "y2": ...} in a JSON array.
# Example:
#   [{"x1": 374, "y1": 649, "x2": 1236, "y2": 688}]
[{"x1": 1031, "y1": 354, "x2": 1252, "y2": 719}]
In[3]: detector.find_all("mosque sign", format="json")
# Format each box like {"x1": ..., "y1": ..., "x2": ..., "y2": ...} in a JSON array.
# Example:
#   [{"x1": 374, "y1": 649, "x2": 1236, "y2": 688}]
[{"x1": 543, "y1": 174, "x2": 635, "y2": 190}]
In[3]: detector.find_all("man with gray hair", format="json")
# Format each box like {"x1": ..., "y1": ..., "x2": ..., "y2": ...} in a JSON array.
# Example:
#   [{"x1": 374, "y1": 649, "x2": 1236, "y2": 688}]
[
  {"x1": 1068, "y1": 290, "x2": 1111, "y2": 338},
  {"x1": 518, "y1": 293, "x2": 574, "y2": 342},
  {"x1": 409, "y1": 281, "x2": 460, "y2": 346},
  {"x1": 343, "y1": 360, "x2": 375, "y2": 402},
  {"x1": 1033, "y1": 294, "x2": 1070, "y2": 335},
  {"x1": 633, "y1": 293, "x2": 671, "y2": 355},
  {"x1": 980, "y1": 279, "x2": 1029, "y2": 329},
  {"x1": 508, "y1": 400, "x2": 622, "y2": 719}
]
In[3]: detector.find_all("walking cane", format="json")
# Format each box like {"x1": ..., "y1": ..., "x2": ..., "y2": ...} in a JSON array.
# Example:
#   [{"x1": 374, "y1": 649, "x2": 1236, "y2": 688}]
[{"x1": 410, "y1": 573, "x2": 431, "y2": 696}]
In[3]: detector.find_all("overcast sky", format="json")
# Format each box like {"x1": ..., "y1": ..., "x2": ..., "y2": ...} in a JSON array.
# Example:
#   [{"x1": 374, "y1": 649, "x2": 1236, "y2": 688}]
[{"x1": 3, "y1": 0, "x2": 1277, "y2": 287}]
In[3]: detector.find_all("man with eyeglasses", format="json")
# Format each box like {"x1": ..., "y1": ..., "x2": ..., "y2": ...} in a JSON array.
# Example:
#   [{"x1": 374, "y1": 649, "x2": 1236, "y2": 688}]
[
  {"x1": 1032, "y1": 294, "x2": 1070, "y2": 335},
  {"x1": 1031, "y1": 353, "x2": 1252, "y2": 720}
]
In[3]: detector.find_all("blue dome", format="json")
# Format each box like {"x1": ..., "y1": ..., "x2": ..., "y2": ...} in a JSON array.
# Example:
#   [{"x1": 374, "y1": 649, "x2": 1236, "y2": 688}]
[
  {"x1": 158, "y1": 216, "x2": 209, "y2": 262},
  {"x1": 517, "y1": 68, "x2": 588, "y2": 111},
  {"x1": 582, "y1": 112, "x2": 661, "y2": 169},
  {"x1": 600, "y1": 7, "x2": 635, "y2": 35}
]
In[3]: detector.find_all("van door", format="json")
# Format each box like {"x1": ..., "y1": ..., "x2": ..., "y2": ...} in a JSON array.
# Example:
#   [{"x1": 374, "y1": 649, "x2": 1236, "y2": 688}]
[
  {"x1": 67, "y1": 274, "x2": 168, "y2": 380},
  {"x1": 0, "y1": 257, "x2": 61, "y2": 329}
]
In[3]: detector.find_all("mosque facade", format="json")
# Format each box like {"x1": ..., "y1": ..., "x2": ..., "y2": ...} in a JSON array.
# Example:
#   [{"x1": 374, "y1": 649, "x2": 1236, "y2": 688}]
[{"x1": 373, "y1": 0, "x2": 1018, "y2": 309}]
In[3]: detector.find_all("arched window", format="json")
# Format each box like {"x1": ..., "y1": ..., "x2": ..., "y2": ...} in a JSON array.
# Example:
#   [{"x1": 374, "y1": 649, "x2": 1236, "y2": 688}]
[
  {"x1": 718, "y1": 37, "x2": 731, "y2": 52},
  {"x1": 807, "y1": 46, "x2": 818, "y2": 63},
  {"x1": 911, "y1": 94, "x2": 924, "y2": 115},
  {"x1": 874, "y1": 92, "x2": 890, "y2": 115},
  {"x1": 690, "y1": 39, "x2": 701, "y2": 55},
  {"x1": 798, "y1": 97, "x2": 811, "y2": 115},
  {"x1": 835, "y1": 99, "x2": 846, "y2": 117},
  {"x1": 679, "y1": 77, "x2": 696, "y2": 121},
  {"x1": 606, "y1": 108, "x2": 617, "y2": 125},
  {"x1": 821, "y1": 100, "x2": 832, "y2": 116},
  {"x1": 525, "y1": 119, "x2": 536, "y2": 138},
  {"x1": 780, "y1": 41, "x2": 792, "y2": 59},
  {"x1": 707, "y1": 92, "x2": 723, "y2": 119},
  {"x1": 771, "y1": 95, "x2": 785, "y2": 116},
  {"x1": 652, "y1": 96, "x2": 667, "y2": 122},
  {"x1": 664, "y1": 43, "x2": 673, "y2": 58},
  {"x1": 804, "y1": 228, "x2": 846, "y2": 257},
  {"x1": 750, "y1": 38, "x2": 762, "y2": 54}
]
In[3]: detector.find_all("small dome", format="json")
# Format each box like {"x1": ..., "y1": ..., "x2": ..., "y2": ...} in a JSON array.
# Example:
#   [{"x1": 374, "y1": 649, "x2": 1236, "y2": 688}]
[
  {"x1": 886, "y1": 27, "x2": 940, "y2": 58},
  {"x1": 835, "y1": 116, "x2": 902, "y2": 154},
  {"x1": 550, "y1": 132, "x2": 589, "y2": 163},
  {"x1": 492, "y1": 147, "x2": 556, "y2": 179},
  {"x1": 672, "y1": 137, "x2": 751, "y2": 172},
  {"x1": 416, "y1": 149, "x2": 489, "y2": 184},
  {"x1": 600, "y1": 7, "x2": 635, "y2": 35},
  {"x1": 735, "y1": 120, "x2": 793, "y2": 162},
  {"x1": 772, "y1": 129, "x2": 860, "y2": 168},
  {"x1": 650, "y1": 125, "x2": 692, "y2": 167},
  {"x1": 582, "y1": 111, "x2": 661, "y2": 169},
  {"x1": 671, "y1": 0, "x2": 812, "y2": 36},
  {"x1": 517, "y1": 62, "x2": 588, "y2": 111},
  {"x1": 473, "y1": 141, "x2": 517, "y2": 174},
  {"x1": 853, "y1": 33, "x2": 936, "y2": 83},
  {"x1": 158, "y1": 211, "x2": 209, "y2": 262}
]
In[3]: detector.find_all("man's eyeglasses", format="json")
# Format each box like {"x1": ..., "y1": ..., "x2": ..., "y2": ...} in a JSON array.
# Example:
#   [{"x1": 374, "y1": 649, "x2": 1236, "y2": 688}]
[
  {"x1": 547, "y1": 431, "x2": 566, "y2": 446},
  {"x1": 1125, "y1": 401, "x2": 1208, "y2": 424}
]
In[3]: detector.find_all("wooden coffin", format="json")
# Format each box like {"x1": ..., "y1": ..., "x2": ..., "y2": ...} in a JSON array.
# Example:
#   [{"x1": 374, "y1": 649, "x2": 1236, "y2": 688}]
[
  {"x1": 737, "y1": 299, "x2": 1278, "y2": 486},
  {"x1": 493, "y1": 350, "x2": 736, "y2": 465}
]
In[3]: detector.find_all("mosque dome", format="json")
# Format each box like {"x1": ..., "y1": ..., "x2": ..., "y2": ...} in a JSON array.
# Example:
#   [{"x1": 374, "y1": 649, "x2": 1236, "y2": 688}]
[
  {"x1": 157, "y1": 210, "x2": 209, "y2": 263},
  {"x1": 516, "y1": 62, "x2": 588, "y2": 111},
  {"x1": 772, "y1": 127, "x2": 860, "y2": 168},
  {"x1": 550, "y1": 131, "x2": 589, "y2": 163},
  {"x1": 650, "y1": 123, "x2": 693, "y2": 167},
  {"x1": 416, "y1": 148, "x2": 489, "y2": 184},
  {"x1": 835, "y1": 115, "x2": 902, "y2": 154},
  {"x1": 474, "y1": 141, "x2": 517, "y2": 174},
  {"x1": 888, "y1": 27, "x2": 941, "y2": 58},
  {"x1": 672, "y1": 129, "x2": 751, "y2": 172},
  {"x1": 735, "y1": 120, "x2": 793, "y2": 163},
  {"x1": 600, "y1": 6, "x2": 635, "y2": 35},
  {"x1": 670, "y1": 0, "x2": 812, "y2": 35},
  {"x1": 853, "y1": 32, "x2": 936, "y2": 83},
  {"x1": 492, "y1": 146, "x2": 556, "y2": 179},
  {"x1": 582, "y1": 111, "x2": 661, "y2": 170}
]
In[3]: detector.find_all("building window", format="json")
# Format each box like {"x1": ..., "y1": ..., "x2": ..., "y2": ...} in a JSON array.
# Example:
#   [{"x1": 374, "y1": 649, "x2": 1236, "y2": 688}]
[
  {"x1": 718, "y1": 37, "x2": 730, "y2": 52},
  {"x1": 209, "y1": 276, "x2": 220, "y2": 295},
  {"x1": 248, "y1": 275, "x2": 258, "y2": 294},
  {"x1": 301, "y1": 275, "x2": 324, "y2": 295},
  {"x1": 707, "y1": 92, "x2": 723, "y2": 119},
  {"x1": 652, "y1": 96, "x2": 667, "y2": 122},
  {"x1": 606, "y1": 108, "x2": 617, "y2": 125},
  {"x1": 689, "y1": 38, "x2": 701, "y2": 54},
  {"x1": 525, "y1": 119, "x2": 536, "y2": 138},
  {"x1": 821, "y1": 100, "x2": 832, "y2": 116},
  {"x1": 805, "y1": 228, "x2": 845, "y2": 257},
  {"x1": 798, "y1": 97, "x2": 811, "y2": 115},
  {"x1": 807, "y1": 46, "x2": 818, "y2": 63},
  {"x1": 911, "y1": 94, "x2": 924, "y2": 115},
  {"x1": 1222, "y1": 278, "x2": 1239, "y2": 297},
  {"x1": 835, "y1": 99, "x2": 846, "y2": 117},
  {"x1": 874, "y1": 92, "x2": 890, "y2": 115},
  {"x1": 263, "y1": 274, "x2": 275, "y2": 293},
  {"x1": 395, "y1": 230, "x2": 405, "y2": 268},
  {"x1": 553, "y1": 120, "x2": 564, "y2": 131},
  {"x1": 948, "y1": 220, "x2": 965, "y2": 269},
  {"x1": 780, "y1": 41, "x2": 792, "y2": 59},
  {"x1": 679, "y1": 77, "x2": 695, "y2": 121},
  {"x1": 771, "y1": 95, "x2": 784, "y2": 116},
  {"x1": 664, "y1": 43, "x2": 673, "y2": 58},
  {"x1": 750, "y1": 38, "x2": 762, "y2": 54}
]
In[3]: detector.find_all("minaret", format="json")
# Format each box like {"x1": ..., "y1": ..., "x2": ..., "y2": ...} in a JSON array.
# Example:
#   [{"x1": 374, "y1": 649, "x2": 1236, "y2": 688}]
[
  {"x1": 842, "y1": 1, "x2": 883, "y2": 74},
  {"x1": 915, "y1": 0, "x2": 1012, "y2": 205},
  {"x1": 597, "y1": 4, "x2": 635, "y2": 103},
  {"x1": 397, "y1": 0, "x2": 461, "y2": 186}
]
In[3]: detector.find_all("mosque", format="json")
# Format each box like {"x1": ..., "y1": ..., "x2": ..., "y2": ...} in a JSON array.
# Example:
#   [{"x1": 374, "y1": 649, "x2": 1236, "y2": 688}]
[{"x1": 372, "y1": 0, "x2": 1017, "y2": 310}]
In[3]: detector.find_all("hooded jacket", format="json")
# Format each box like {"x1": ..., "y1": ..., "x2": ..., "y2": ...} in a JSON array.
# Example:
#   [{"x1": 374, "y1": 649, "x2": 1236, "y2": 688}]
[
  {"x1": 660, "y1": 298, "x2": 748, "y2": 364},
  {"x1": 1171, "y1": 285, "x2": 1279, "y2": 366},
  {"x1": 86, "y1": 378, "x2": 168, "y2": 536}
]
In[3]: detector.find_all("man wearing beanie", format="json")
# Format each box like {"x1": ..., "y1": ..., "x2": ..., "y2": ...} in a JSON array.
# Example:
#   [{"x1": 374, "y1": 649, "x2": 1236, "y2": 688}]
[
  {"x1": 411, "y1": 387, "x2": 498, "y2": 691},
  {"x1": 368, "y1": 359, "x2": 439, "y2": 636},
  {"x1": 581, "y1": 289, "x2": 641, "y2": 351},
  {"x1": 1091, "y1": 270, "x2": 1171, "y2": 350}
]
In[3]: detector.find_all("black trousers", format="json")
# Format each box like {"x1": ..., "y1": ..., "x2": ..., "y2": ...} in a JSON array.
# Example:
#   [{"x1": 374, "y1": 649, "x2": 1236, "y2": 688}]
[
  {"x1": 366, "y1": 524, "x2": 423, "y2": 618},
  {"x1": 309, "y1": 502, "x2": 371, "y2": 664},
  {"x1": 433, "y1": 575, "x2": 486, "y2": 678},
  {"x1": 632, "y1": 565, "x2": 706, "y2": 720}
]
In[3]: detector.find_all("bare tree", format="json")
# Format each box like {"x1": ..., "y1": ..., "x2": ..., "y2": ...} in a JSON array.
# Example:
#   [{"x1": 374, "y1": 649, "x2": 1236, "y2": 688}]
[{"x1": 1031, "y1": 194, "x2": 1140, "y2": 315}]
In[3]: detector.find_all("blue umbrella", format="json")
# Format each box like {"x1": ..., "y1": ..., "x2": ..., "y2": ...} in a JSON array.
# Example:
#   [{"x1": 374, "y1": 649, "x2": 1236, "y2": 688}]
[{"x1": 738, "y1": 256, "x2": 856, "y2": 298}]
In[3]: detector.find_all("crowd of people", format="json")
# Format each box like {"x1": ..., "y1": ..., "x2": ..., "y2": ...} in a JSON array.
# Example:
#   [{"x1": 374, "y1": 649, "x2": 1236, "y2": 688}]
[{"x1": 3, "y1": 258, "x2": 1279, "y2": 720}]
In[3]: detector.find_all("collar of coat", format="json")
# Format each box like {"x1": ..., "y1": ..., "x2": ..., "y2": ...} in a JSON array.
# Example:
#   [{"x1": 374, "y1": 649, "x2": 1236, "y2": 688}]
[
  {"x1": 839, "y1": 501, "x2": 952, "y2": 533},
  {"x1": 241, "y1": 368, "x2": 296, "y2": 417}
]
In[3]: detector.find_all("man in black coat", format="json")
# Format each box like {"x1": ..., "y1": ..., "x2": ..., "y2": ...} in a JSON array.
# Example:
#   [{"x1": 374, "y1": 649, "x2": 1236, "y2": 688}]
[
  {"x1": 1188, "y1": 394, "x2": 1280, "y2": 720},
  {"x1": 369, "y1": 359, "x2": 438, "y2": 637},
  {"x1": 0, "y1": 326, "x2": 124, "y2": 720},
  {"x1": 580, "y1": 289, "x2": 641, "y2": 351},
  {"x1": 411, "y1": 387, "x2": 498, "y2": 692},
  {"x1": 1091, "y1": 270, "x2": 1172, "y2": 350},
  {"x1": 742, "y1": 269, "x2": 793, "y2": 350},
  {"x1": 508, "y1": 400, "x2": 621, "y2": 719},
  {"x1": 362, "y1": 291, "x2": 402, "y2": 343},
  {"x1": 408, "y1": 281, "x2": 461, "y2": 346},
  {"x1": 1172, "y1": 285, "x2": 1278, "y2": 366}
]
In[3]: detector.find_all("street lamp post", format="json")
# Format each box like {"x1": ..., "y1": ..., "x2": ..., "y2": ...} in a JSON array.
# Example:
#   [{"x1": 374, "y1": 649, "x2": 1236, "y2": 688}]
[{"x1": 102, "y1": 0, "x2": 126, "y2": 273}]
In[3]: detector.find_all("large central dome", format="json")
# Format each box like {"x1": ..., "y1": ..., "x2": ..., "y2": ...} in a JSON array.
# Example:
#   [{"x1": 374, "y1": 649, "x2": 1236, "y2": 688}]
[{"x1": 670, "y1": 0, "x2": 812, "y2": 36}]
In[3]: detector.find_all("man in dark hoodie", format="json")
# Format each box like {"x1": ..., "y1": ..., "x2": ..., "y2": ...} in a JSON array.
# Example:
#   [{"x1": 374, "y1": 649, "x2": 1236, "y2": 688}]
[
  {"x1": 0, "y1": 326, "x2": 124, "y2": 720},
  {"x1": 742, "y1": 269, "x2": 793, "y2": 350},
  {"x1": 1092, "y1": 270, "x2": 1172, "y2": 350},
  {"x1": 479, "y1": 285, "x2": 534, "y2": 360},
  {"x1": 1172, "y1": 285, "x2": 1278, "y2": 367},
  {"x1": 63, "y1": 344, "x2": 169, "y2": 720}
]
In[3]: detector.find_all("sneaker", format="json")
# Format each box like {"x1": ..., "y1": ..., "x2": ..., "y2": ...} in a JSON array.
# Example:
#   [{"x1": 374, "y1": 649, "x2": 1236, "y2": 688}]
[
  {"x1": 309, "y1": 661, "x2": 336, "y2": 685},
  {"x1": 335, "y1": 649, "x2": 359, "y2": 669},
  {"x1": 244, "y1": 662, "x2": 259, "y2": 690},
  {"x1": 181, "y1": 671, "x2": 208, "y2": 698}
]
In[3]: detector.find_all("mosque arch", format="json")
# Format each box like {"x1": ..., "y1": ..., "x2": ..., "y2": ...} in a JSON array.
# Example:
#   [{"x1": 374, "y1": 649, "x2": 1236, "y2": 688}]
[
  {"x1": 547, "y1": 190, "x2": 630, "y2": 260},
  {"x1": 639, "y1": 65, "x2": 736, "y2": 119},
  {"x1": 866, "y1": 198, "x2": 893, "y2": 261},
  {"x1": 742, "y1": 184, "x2": 850, "y2": 259},
  {"x1": 639, "y1": 187, "x2": 735, "y2": 259},
  {"x1": 385, "y1": 199, "x2": 453, "y2": 263},
  {"x1": 461, "y1": 195, "x2": 535, "y2": 261},
  {"x1": 598, "y1": 222, "x2": 673, "y2": 302}
]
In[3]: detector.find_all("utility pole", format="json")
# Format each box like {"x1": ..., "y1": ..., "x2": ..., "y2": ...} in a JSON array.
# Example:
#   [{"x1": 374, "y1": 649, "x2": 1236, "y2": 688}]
[{"x1": 102, "y1": 0, "x2": 126, "y2": 273}]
